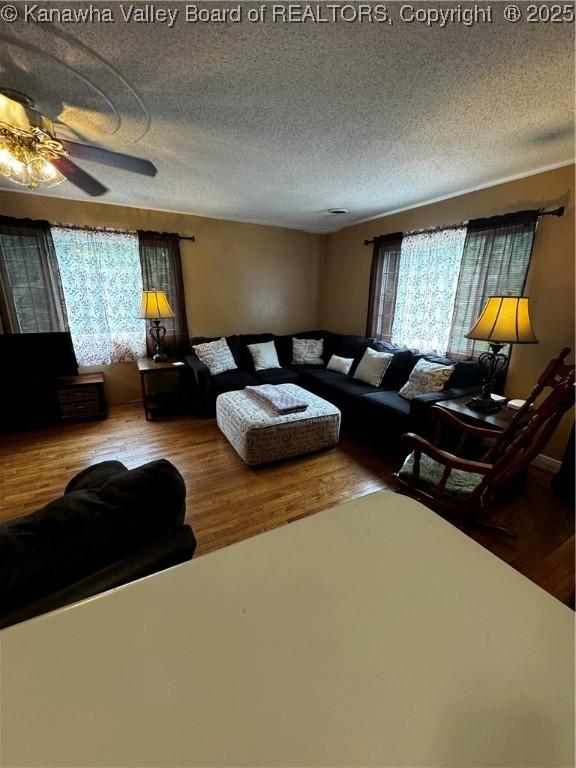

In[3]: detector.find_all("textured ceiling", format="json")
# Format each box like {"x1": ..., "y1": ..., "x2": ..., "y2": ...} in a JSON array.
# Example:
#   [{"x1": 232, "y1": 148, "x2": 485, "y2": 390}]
[{"x1": 0, "y1": 3, "x2": 574, "y2": 232}]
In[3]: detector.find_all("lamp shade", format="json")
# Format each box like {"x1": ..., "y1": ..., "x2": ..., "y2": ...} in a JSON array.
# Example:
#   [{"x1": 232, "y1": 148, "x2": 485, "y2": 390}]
[
  {"x1": 466, "y1": 296, "x2": 538, "y2": 344},
  {"x1": 138, "y1": 290, "x2": 175, "y2": 320}
]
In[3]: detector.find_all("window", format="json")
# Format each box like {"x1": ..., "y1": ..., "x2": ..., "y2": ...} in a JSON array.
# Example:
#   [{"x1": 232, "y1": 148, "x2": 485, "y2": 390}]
[
  {"x1": 138, "y1": 231, "x2": 189, "y2": 357},
  {"x1": 0, "y1": 217, "x2": 68, "y2": 334},
  {"x1": 366, "y1": 213, "x2": 537, "y2": 356},
  {"x1": 0, "y1": 220, "x2": 189, "y2": 367},
  {"x1": 390, "y1": 227, "x2": 466, "y2": 354},
  {"x1": 51, "y1": 227, "x2": 146, "y2": 366}
]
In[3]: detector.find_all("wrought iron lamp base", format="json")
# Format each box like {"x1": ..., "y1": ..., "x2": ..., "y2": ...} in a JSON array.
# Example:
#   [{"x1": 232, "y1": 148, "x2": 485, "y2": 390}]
[{"x1": 149, "y1": 319, "x2": 168, "y2": 362}]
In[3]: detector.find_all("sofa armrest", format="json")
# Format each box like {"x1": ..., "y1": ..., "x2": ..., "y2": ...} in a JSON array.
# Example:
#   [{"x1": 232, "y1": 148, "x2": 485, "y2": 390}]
[
  {"x1": 0, "y1": 525, "x2": 197, "y2": 630},
  {"x1": 184, "y1": 353, "x2": 211, "y2": 403},
  {"x1": 409, "y1": 385, "x2": 481, "y2": 420}
]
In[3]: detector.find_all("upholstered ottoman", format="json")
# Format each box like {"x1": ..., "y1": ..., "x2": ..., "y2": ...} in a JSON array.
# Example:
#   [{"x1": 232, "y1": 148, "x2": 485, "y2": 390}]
[{"x1": 216, "y1": 384, "x2": 341, "y2": 465}]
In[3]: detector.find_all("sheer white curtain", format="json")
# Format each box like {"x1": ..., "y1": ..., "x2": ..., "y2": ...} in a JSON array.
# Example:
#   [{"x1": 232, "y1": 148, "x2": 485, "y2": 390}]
[
  {"x1": 51, "y1": 227, "x2": 146, "y2": 366},
  {"x1": 391, "y1": 227, "x2": 467, "y2": 354}
]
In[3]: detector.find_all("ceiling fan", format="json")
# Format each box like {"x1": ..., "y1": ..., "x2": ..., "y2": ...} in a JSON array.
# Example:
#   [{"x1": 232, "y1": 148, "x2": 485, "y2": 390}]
[{"x1": 0, "y1": 88, "x2": 157, "y2": 196}]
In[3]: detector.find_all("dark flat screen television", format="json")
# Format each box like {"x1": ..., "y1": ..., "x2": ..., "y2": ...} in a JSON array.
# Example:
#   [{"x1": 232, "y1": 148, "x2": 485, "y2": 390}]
[{"x1": 0, "y1": 332, "x2": 78, "y2": 431}]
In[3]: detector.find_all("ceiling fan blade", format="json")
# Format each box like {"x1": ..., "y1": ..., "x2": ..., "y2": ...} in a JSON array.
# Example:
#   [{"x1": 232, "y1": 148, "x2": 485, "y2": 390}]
[
  {"x1": 51, "y1": 157, "x2": 108, "y2": 197},
  {"x1": 61, "y1": 140, "x2": 157, "y2": 177}
]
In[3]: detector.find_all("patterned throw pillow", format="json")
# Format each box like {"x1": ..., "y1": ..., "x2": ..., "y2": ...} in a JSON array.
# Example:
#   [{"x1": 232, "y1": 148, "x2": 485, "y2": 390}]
[
  {"x1": 399, "y1": 358, "x2": 455, "y2": 400},
  {"x1": 292, "y1": 337, "x2": 324, "y2": 365},
  {"x1": 193, "y1": 337, "x2": 237, "y2": 375}
]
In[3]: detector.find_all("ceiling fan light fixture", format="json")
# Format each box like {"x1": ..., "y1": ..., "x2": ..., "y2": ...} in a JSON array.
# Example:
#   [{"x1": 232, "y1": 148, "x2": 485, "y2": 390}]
[{"x1": 0, "y1": 125, "x2": 67, "y2": 190}]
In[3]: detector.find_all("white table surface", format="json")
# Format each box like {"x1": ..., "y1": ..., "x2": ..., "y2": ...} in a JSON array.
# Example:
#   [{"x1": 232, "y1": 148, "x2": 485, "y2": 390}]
[{"x1": 0, "y1": 491, "x2": 574, "y2": 767}]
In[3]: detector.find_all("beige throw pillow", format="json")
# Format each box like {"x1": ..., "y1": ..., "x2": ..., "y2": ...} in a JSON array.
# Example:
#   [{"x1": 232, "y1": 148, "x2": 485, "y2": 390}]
[
  {"x1": 327, "y1": 355, "x2": 354, "y2": 375},
  {"x1": 248, "y1": 340, "x2": 281, "y2": 371},
  {"x1": 353, "y1": 349, "x2": 393, "y2": 387}
]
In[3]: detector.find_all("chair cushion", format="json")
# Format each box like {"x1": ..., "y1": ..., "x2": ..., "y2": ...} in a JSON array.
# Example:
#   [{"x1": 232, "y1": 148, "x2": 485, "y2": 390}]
[
  {"x1": 255, "y1": 367, "x2": 300, "y2": 385},
  {"x1": 211, "y1": 369, "x2": 259, "y2": 396},
  {"x1": 358, "y1": 389, "x2": 411, "y2": 417},
  {"x1": 399, "y1": 452, "x2": 484, "y2": 500}
]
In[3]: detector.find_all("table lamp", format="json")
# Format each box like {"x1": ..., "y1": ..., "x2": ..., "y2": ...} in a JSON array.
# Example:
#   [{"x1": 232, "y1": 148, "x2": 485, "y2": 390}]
[
  {"x1": 138, "y1": 290, "x2": 175, "y2": 362},
  {"x1": 465, "y1": 295, "x2": 538, "y2": 413}
]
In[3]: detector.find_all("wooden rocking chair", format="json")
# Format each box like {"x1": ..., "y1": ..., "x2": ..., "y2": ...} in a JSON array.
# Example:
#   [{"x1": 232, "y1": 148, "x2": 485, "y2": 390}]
[{"x1": 396, "y1": 348, "x2": 575, "y2": 536}]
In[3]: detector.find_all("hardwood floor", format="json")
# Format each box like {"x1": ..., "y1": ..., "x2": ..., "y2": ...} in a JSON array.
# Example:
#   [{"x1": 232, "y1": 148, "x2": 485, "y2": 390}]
[{"x1": 1, "y1": 404, "x2": 573, "y2": 605}]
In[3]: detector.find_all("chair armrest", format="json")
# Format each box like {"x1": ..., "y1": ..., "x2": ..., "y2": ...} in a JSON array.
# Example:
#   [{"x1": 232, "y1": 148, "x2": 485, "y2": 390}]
[
  {"x1": 430, "y1": 405, "x2": 503, "y2": 440},
  {"x1": 401, "y1": 433, "x2": 493, "y2": 474}
]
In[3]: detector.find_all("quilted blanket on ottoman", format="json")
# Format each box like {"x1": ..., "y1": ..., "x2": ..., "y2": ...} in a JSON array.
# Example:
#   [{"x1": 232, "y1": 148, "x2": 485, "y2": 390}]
[{"x1": 216, "y1": 384, "x2": 341, "y2": 465}]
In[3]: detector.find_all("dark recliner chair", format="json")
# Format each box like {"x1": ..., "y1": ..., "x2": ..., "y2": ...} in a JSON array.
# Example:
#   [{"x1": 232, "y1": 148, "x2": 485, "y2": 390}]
[{"x1": 0, "y1": 459, "x2": 196, "y2": 629}]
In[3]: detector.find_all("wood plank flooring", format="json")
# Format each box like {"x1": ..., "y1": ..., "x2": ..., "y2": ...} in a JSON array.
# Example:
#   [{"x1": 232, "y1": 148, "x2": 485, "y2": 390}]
[{"x1": 1, "y1": 404, "x2": 573, "y2": 605}]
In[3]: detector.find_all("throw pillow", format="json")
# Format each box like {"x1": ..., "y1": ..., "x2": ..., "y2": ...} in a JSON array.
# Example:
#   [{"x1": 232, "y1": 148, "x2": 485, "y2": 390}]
[
  {"x1": 327, "y1": 354, "x2": 354, "y2": 375},
  {"x1": 247, "y1": 340, "x2": 281, "y2": 371},
  {"x1": 399, "y1": 359, "x2": 455, "y2": 400},
  {"x1": 292, "y1": 337, "x2": 324, "y2": 365},
  {"x1": 193, "y1": 337, "x2": 237, "y2": 376},
  {"x1": 353, "y1": 349, "x2": 393, "y2": 387}
]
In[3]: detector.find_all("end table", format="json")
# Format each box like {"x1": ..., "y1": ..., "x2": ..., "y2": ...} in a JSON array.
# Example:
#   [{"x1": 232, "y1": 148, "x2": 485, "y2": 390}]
[{"x1": 137, "y1": 359, "x2": 190, "y2": 420}]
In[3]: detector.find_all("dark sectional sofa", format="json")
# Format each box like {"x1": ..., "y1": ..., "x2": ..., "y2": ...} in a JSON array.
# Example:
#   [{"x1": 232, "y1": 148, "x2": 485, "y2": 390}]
[{"x1": 185, "y1": 330, "x2": 483, "y2": 436}]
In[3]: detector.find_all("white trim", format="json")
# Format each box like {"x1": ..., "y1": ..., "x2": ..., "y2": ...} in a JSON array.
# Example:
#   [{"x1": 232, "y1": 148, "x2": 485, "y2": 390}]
[
  {"x1": 346, "y1": 159, "x2": 575, "y2": 232},
  {"x1": 531, "y1": 453, "x2": 561, "y2": 474}
]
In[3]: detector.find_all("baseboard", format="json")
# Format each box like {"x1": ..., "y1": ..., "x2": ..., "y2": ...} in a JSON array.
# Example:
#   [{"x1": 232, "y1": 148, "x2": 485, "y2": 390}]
[{"x1": 531, "y1": 453, "x2": 561, "y2": 474}]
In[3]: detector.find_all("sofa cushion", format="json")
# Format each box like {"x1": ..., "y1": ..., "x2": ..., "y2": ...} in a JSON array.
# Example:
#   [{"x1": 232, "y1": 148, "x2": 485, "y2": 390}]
[
  {"x1": 211, "y1": 368, "x2": 259, "y2": 396},
  {"x1": 276, "y1": 330, "x2": 338, "y2": 365},
  {"x1": 192, "y1": 337, "x2": 237, "y2": 376},
  {"x1": 335, "y1": 336, "x2": 375, "y2": 373},
  {"x1": 357, "y1": 389, "x2": 411, "y2": 418},
  {"x1": 303, "y1": 368, "x2": 378, "y2": 399},
  {"x1": 237, "y1": 334, "x2": 275, "y2": 372},
  {"x1": 255, "y1": 367, "x2": 300, "y2": 385},
  {"x1": 292, "y1": 337, "x2": 324, "y2": 365},
  {"x1": 327, "y1": 355, "x2": 354, "y2": 375},
  {"x1": 248, "y1": 340, "x2": 281, "y2": 371},
  {"x1": 400, "y1": 359, "x2": 455, "y2": 400},
  {"x1": 190, "y1": 335, "x2": 241, "y2": 366},
  {"x1": 419, "y1": 355, "x2": 483, "y2": 390},
  {"x1": 353, "y1": 349, "x2": 394, "y2": 387},
  {"x1": 372, "y1": 343, "x2": 416, "y2": 390}
]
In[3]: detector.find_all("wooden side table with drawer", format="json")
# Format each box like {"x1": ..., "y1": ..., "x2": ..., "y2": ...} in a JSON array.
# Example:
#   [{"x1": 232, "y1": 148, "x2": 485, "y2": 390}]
[{"x1": 57, "y1": 374, "x2": 108, "y2": 422}]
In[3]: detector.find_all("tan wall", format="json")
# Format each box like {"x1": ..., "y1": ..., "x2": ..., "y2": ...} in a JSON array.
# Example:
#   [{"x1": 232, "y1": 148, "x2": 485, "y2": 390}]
[
  {"x1": 0, "y1": 192, "x2": 322, "y2": 404},
  {"x1": 319, "y1": 165, "x2": 575, "y2": 460}
]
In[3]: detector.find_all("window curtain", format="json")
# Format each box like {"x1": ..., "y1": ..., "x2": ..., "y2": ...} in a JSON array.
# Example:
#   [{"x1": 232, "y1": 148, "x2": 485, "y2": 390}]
[
  {"x1": 390, "y1": 226, "x2": 467, "y2": 354},
  {"x1": 138, "y1": 231, "x2": 189, "y2": 357},
  {"x1": 447, "y1": 212, "x2": 538, "y2": 358},
  {"x1": 365, "y1": 233, "x2": 402, "y2": 340},
  {"x1": 51, "y1": 227, "x2": 146, "y2": 366},
  {"x1": 0, "y1": 216, "x2": 68, "y2": 334}
]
